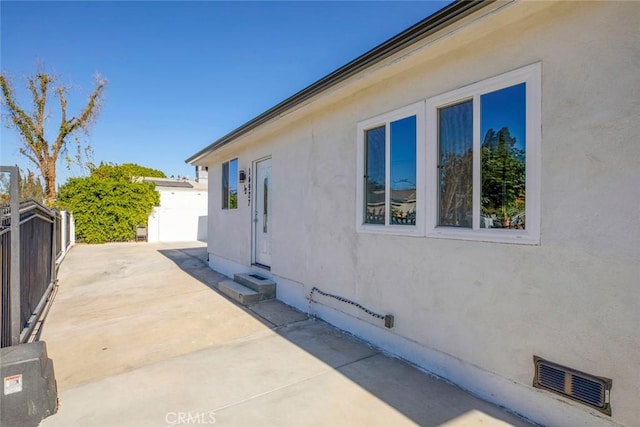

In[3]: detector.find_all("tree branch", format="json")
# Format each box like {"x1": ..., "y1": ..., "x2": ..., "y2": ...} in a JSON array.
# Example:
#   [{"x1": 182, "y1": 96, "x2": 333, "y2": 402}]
[
  {"x1": 54, "y1": 75, "x2": 106, "y2": 156},
  {"x1": 0, "y1": 75, "x2": 39, "y2": 147},
  {"x1": 18, "y1": 147, "x2": 41, "y2": 170},
  {"x1": 30, "y1": 74, "x2": 51, "y2": 156}
]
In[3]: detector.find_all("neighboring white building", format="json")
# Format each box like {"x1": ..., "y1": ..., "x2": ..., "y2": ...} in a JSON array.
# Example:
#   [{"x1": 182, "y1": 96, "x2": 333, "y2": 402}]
[
  {"x1": 145, "y1": 177, "x2": 207, "y2": 243},
  {"x1": 187, "y1": 2, "x2": 640, "y2": 426},
  {"x1": 194, "y1": 165, "x2": 208, "y2": 185}
]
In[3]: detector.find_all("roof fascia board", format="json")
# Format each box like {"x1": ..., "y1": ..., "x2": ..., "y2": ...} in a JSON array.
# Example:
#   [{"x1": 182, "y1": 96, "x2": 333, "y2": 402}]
[{"x1": 186, "y1": 0, "x2": 495, "y2": 164}]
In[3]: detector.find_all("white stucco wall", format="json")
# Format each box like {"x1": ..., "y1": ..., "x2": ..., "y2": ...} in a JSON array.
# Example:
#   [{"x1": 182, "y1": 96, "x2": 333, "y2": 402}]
[
  {"x1": 201, "y1": 2, "x2": 640, "y2": 426},
  {"x1": 148, "y1": 188, "x2": 208, "y2": 242}
]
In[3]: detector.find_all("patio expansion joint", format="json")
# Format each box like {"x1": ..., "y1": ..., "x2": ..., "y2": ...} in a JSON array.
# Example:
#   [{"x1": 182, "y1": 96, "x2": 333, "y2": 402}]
[{"x1": 253, "y1": 312, "x2": 310, "y2": 329}]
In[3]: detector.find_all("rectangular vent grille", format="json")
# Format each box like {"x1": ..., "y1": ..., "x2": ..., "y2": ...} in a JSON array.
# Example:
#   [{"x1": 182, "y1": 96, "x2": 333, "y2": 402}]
[{"x1": 533, "y1": 356, "x2": 612, "y2": 415}]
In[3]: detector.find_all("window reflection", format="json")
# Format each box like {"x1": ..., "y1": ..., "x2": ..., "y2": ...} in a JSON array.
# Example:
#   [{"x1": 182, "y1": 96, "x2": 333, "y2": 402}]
[
  {"x1": 229, "y1": 158, "x2": 238, "y2": 209},
  {"x1": 222, "y1": 161, "x2": 229, "y2": 209},
  {"x1": 365, "y1": 126, "x2": 385, "y2": 224},
  {"x1": 480, "y1": 83, "x2": 526, "y2": 229},
  {"x1": 222, "y1": 158, "x2": 238, "y2": 210},
  {"x1": 438, "y1": 100, "x2": 473, "y2": 227},
  {"x1": 390, "y1": 116, "x2": 416, "y2": 225}
]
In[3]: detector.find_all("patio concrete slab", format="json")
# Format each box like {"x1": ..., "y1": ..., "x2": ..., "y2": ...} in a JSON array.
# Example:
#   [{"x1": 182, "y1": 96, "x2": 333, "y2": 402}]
[
  {"x1": 216, "y1": 353, "x2": 522, "y2": 427},
  {"x1": 251, "y1": 300, "x2": 313, "y2": 327},
  {"x1": 40, "y1": 242, "x2": 268, "y2": 391},
  {"x1": 38, "y1": 242, "x2": 533, "y2": 427}
]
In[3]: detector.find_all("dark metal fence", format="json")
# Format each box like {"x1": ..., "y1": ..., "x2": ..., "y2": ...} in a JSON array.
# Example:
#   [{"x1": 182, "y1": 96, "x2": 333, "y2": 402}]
[
  {"x1": 1, "y1": 166, "x2": 74, "y2": 348},
  {"x1": 19, "y1": 201, "x2": 57, "y2": 343},
  {"x1": 1, "y1": 205, "x2": 12, "y2": 348}
]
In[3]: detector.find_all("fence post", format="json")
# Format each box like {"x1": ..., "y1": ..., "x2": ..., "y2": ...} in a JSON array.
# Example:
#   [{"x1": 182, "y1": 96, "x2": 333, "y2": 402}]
[
  {"x1": 59, "y1": 211, "x2": 67, "y2": 258},
  {"x1": 5, "y1": 167, "x2": 21, "y2": 345},
  {"x1": 60, "y1": 210, "x2": 69, "y2": 254},
  {"x1": 51, "y1": 211, "x2": 57, "y2": 287},
  {"x1": 70, "y1": 213, "x2": 75, "y2": 246}
]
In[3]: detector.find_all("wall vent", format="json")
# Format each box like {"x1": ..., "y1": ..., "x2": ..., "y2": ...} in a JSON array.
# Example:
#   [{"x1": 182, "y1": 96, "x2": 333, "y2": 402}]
[{"x1": 533, "y1": 356, "x2": 612, "y2": 415}]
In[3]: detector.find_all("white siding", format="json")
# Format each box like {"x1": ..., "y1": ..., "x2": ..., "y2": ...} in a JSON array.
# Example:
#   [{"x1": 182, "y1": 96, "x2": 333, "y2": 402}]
[{"x1": 148, "y1": 189, "x2": 207, "y2": 242}]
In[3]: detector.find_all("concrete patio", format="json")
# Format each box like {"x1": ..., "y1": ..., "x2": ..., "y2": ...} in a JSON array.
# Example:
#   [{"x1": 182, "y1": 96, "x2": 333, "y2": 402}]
[{"x1": 38, "y1": 242, "x2": 533, "y2": 426}]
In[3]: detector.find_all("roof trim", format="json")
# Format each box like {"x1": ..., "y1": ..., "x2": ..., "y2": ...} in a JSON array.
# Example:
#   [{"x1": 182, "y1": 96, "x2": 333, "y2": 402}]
[{"x1": 186, "y1": 0, "x2": 494, "y2": 164}]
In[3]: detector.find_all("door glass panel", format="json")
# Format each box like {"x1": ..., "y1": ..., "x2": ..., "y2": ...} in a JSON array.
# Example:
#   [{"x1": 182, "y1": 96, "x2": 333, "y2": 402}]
[
  {"x1": 438, "y1": 100, "x2": 473, "y2": 227},
  {"x1": 364, "y1": 126, "x2": 385, "y2": 224},
  {"x1": 481, "y1": 83, "x2": 526, "y2": 229},
  {"x1": 263, "y1": 177, "x2": 268, "y2": 233},
  {"x1": 390, "y1": 116, "x2": 416, "y2": 225}
]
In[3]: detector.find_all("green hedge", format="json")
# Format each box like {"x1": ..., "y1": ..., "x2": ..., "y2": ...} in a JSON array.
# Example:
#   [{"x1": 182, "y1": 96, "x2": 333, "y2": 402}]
[{"x1": 57, "y1": 163, "x2": 164, "y2": 243}]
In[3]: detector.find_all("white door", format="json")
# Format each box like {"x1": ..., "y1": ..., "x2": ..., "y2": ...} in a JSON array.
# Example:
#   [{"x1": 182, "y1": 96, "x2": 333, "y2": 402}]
[{"x1": 254, "y1": 158, "x2": 272, "y2": 267}]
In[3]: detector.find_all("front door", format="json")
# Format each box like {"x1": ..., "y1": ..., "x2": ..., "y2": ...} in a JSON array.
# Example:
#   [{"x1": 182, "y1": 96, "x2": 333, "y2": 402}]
[{"x1": 253, "y1": 158, "x2": 272, "y2": 267}]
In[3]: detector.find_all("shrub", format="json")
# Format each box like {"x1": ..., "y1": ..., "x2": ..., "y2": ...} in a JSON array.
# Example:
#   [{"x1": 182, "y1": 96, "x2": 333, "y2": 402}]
[{"x1": 57, "y1": 163, "x2": 164, "y2": 243}]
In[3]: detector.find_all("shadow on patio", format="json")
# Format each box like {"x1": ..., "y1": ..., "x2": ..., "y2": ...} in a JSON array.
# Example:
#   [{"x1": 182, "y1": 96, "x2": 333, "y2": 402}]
[
  {"x1": 38, "y1": 243, "x2": 532, "y2": 427},
  {"x1": 156, "y1": 246, "x2": 532, "y2": 427}
]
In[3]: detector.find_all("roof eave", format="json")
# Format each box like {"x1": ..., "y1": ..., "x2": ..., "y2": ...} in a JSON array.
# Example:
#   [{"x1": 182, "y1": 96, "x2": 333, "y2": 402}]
[{"x1": 186, "y1": 0, "x2": 494, "y2": 165}]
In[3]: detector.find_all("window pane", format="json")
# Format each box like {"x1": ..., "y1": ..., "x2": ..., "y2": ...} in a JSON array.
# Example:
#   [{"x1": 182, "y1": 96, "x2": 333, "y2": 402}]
[
  {"x1": 438, "y1": 100, "x2": 473, "y2": 227},
  {"x1": 390, "y1": 116, "x2": 416, "y2": 226},
  {"x1": 229, "y1": 158, "x2": 238, "y2": 209},
  {"x1": 365, "y1": 126, "x2": 385, "y2": 224},
  {"x1": 481, "y1": 83, "x2": 526, "y2": 229},
  {"x1": 222, "y1": 161, "x2": 229, "y2": 209}
]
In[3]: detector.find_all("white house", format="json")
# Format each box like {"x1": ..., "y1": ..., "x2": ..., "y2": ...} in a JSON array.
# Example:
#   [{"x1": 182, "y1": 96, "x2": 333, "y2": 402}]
[
  {"x1": 187, "y1": 2, "x2": 640, "y2": 426},
  {"x1": 145, "y1": 173, "x2": 208, "y2": 243}
]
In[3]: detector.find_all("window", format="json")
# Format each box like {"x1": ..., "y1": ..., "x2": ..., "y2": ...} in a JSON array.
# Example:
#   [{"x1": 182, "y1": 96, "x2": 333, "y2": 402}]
[
  {"x1": 356, "y1": 63, "x2": 540, "y2": 244},
  {"x1": 222, "y1": 158, "x2": 238, "y2": 209},
  {"x1": 426, "y1": 63, "x2": 540, "y2": 244},
  {"x1": 356, "y1": 102, "x2": 425, "y2": 235}
]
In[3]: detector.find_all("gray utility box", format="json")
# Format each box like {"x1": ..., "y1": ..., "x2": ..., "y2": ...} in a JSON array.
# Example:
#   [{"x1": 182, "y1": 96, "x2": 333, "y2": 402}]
[{"x1": 1, "y1": 342, "x2": 58, "y2": 427}]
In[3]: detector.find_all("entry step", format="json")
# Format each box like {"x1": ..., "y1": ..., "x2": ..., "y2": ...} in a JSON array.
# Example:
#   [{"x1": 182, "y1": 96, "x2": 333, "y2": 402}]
[
  {"x1": 218, "y1": 280, "x2": 261, "y2": 306},
  {"x1": 233, "y1": 273, "x2": 276, "y2": 299},
  {"x1": 217, "y1": 274, "x2": 276, "y2": 306}
]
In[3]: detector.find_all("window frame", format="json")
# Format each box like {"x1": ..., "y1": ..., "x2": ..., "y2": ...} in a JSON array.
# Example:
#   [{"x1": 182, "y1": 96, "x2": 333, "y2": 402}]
[
  {"x1": 354, "y1": 63, "x2": 541, "y2": 245},
  {"x1": 425, "y1": 63, "x2": 541, "y2": 244},
  {"x1": 221, "y1": 157, "x2": 238, "y2": 210},
  {"x1": 356, "y1": 101, "x2": 426, "y2": 236}
]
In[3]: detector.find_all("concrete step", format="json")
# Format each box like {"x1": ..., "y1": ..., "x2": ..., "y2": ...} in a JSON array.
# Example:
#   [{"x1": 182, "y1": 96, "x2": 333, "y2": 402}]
[
  {"x1": 233, "y1": 273, "x2": 276, "y2": 299},
  {"x1": 217, "y1": 279, "x2": 261, "y2": 306}
]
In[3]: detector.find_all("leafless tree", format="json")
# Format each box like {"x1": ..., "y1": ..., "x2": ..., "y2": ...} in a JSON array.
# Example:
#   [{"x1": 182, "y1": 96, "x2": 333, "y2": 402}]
[{"x1": 0, "y1": 71, "x2": 106, "y2": 205}]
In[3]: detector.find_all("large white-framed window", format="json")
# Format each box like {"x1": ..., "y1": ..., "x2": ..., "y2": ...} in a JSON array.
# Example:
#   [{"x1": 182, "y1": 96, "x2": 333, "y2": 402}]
[
  {"x1": 356, "y1": 101, "x2": 425, "y2": 235},
  {"x1": 221, "y1": 158, "x2": 238, "y2": 210},
  {"x1": 355, "y1": 63, "x2": 541, "y2": 244},
  {"x1": 426, "y1": 63, "x2": 541, "y2": 244}
]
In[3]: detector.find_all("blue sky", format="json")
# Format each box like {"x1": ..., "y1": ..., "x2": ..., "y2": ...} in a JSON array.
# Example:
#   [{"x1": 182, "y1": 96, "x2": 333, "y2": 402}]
[{"x1": 1, "y1": 1, "x2": 450, "y2": 184}]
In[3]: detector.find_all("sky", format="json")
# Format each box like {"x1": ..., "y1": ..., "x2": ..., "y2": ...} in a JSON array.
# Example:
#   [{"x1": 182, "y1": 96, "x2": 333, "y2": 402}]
[{"x1": 0, "y1": 0, "x2": 451, "y2": 185}]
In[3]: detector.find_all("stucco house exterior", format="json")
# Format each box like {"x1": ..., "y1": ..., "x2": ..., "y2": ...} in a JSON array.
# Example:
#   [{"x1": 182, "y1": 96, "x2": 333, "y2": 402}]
[
  {"x1": 187, "y1": 1, "x2": 639, "y2": 426},
  {"x1": 145, "y1": 171, "x2": 208, "y2": 243}
]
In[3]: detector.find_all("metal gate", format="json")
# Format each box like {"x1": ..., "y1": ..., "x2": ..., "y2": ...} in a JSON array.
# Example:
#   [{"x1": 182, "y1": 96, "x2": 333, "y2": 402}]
[{"x1": 0, "y1": 166, "x2": 65, "y2": 347}]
